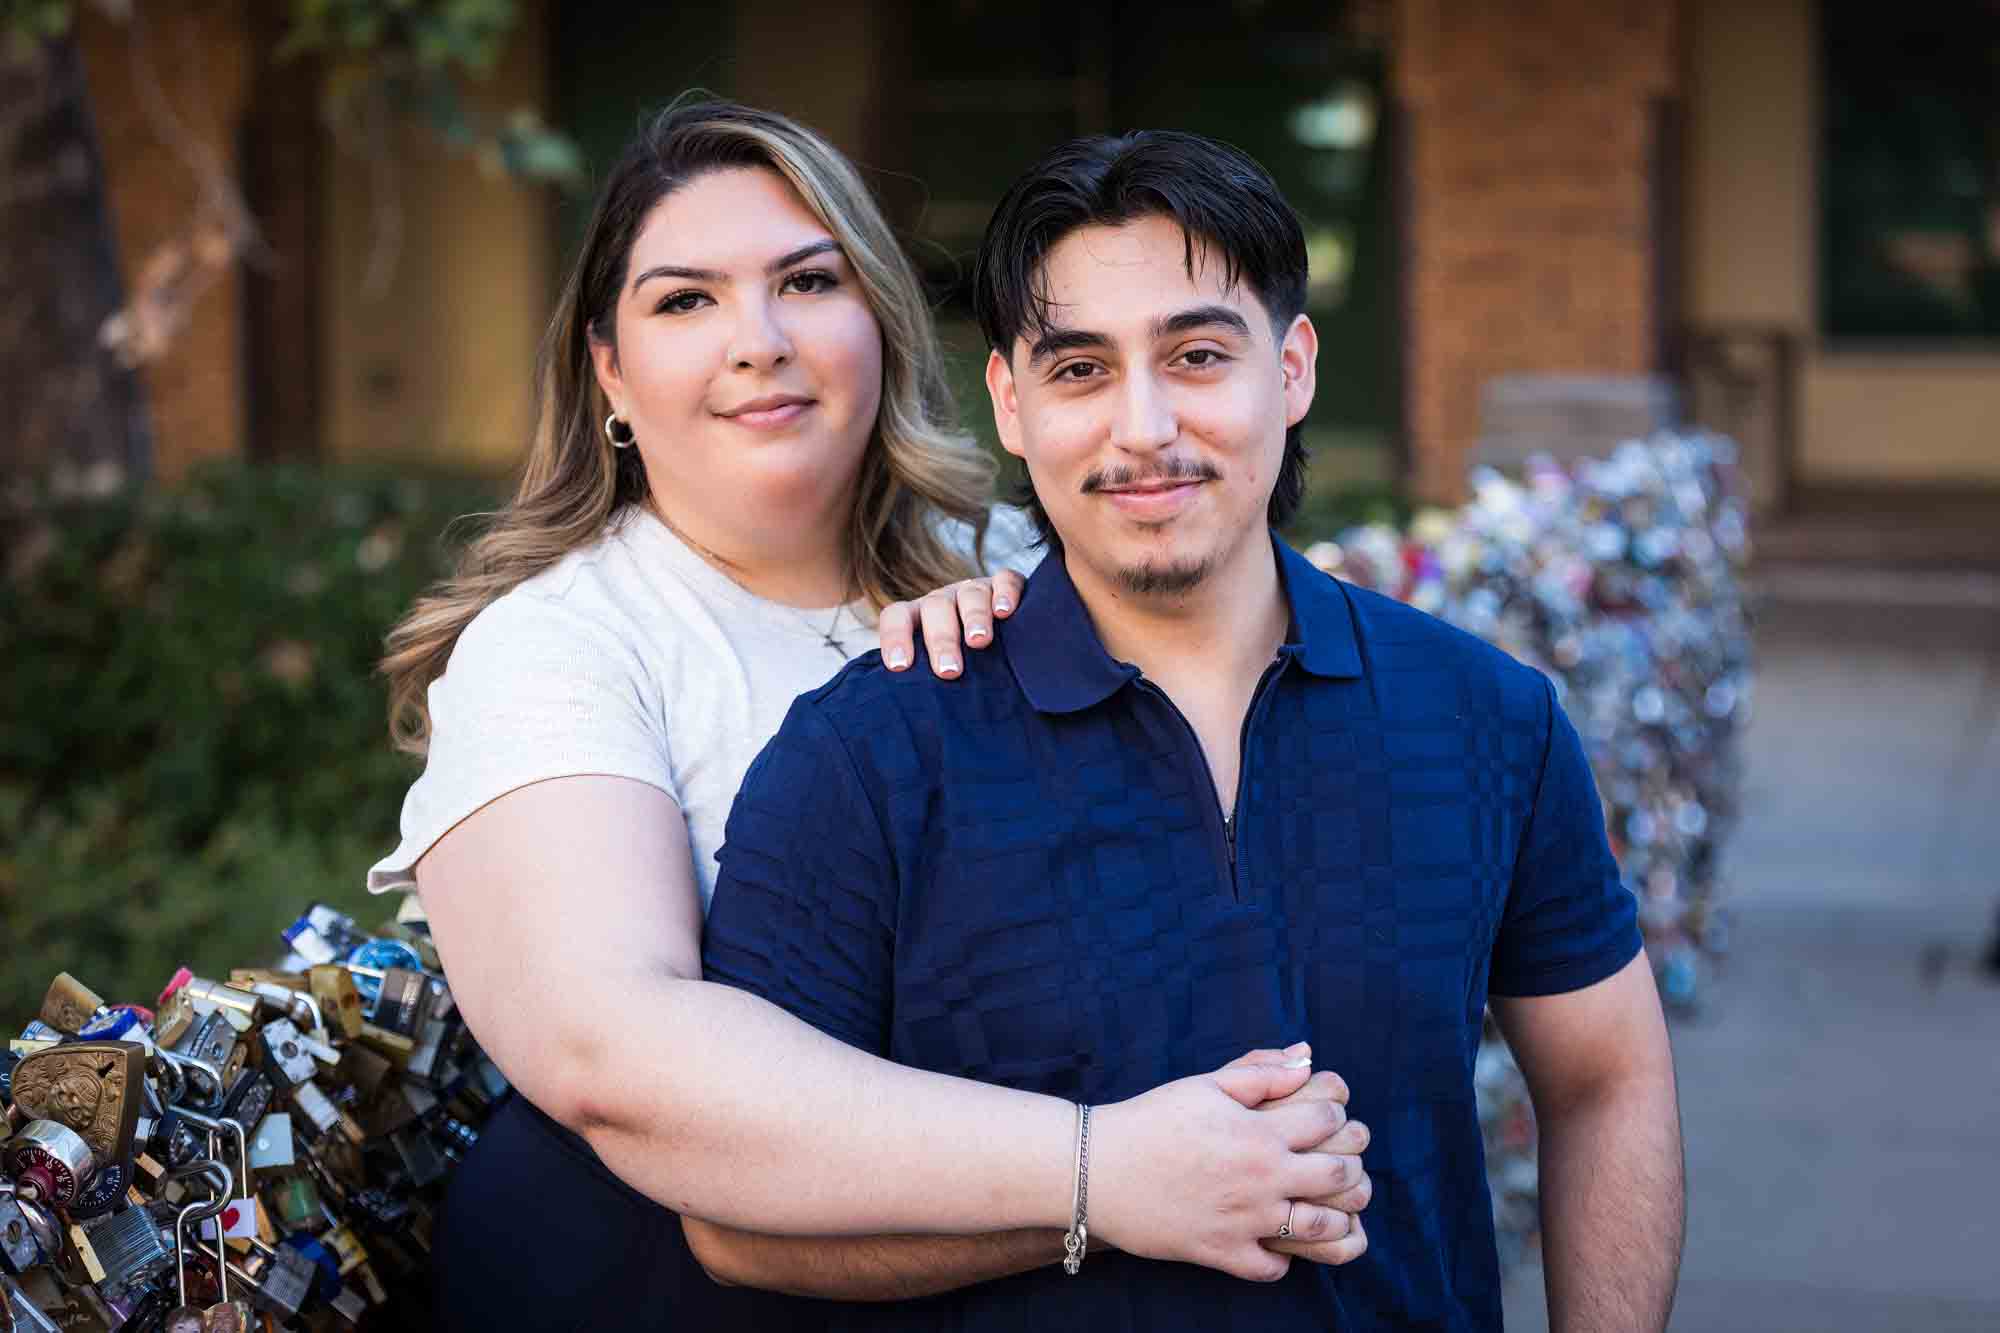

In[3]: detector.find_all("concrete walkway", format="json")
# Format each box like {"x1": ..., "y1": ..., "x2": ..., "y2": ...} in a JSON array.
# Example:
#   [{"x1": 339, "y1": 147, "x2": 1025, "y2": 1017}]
[{"x1": 1505, "y1": 575, "x2": 2000, "y2": 1331}]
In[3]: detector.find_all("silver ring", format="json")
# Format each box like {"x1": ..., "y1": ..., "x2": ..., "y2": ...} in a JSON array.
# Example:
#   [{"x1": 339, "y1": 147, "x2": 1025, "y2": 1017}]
[{"x1": 1277, "y1": 1201, "x2": 1297, "y2": 1240}]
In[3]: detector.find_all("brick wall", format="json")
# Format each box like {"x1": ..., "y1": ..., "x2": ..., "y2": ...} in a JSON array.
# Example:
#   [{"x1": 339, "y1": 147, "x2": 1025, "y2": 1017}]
[
  {"x1": 1392, "y1": 0, "x2": 1679, "y2": 502},
  {"x1": 77, "y1": 2, "x2": 253, "y2": 479}
]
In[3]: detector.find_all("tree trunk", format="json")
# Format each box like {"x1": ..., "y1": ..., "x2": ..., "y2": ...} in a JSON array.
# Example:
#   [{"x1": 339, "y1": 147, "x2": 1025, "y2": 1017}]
[{"x1": 0, "y1": 35, "x2": 152, "y2": 481}]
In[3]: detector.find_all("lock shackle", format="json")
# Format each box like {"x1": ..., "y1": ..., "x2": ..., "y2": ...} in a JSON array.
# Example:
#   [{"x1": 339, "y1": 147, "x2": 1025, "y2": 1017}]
[
  {"x1": 169, "y1": 1164, "x2": 235, "y2": 1307},
  {"x1": 162, "y1": 1159, "x2": 233, "y2": 1204},
  {"x1": 180, "y1": 1112, "x2": 252, "y2": 1210},
  {"x1": 247, "y1": 983, "x2": 324, "y2": 1037},
  {"x1": 152, "y1": 1050, "x2": 225, "y2": 1111}
]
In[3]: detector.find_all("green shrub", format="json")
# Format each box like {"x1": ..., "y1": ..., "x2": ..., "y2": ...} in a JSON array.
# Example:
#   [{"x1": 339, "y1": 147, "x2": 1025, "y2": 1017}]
[{"x1": 0, "y1": 461, "x2": 501, "y2": 1021}]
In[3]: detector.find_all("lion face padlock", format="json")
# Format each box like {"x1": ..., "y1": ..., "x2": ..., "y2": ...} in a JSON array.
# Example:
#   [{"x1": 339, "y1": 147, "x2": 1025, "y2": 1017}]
[{"x1": 7, "y1": 1042, "x2": 145, "y2": 1174}]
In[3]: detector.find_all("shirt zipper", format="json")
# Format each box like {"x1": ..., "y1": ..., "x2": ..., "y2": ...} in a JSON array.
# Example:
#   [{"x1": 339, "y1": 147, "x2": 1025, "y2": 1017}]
[{"x1": 1137, "y1": 652, "x2": 1288, "y2": 900}]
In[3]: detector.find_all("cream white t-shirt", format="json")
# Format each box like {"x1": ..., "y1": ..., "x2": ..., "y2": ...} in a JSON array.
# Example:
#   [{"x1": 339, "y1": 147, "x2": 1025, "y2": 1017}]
[{"x1": 367, "y1": 504, "x2": 1044, "y2": 911}]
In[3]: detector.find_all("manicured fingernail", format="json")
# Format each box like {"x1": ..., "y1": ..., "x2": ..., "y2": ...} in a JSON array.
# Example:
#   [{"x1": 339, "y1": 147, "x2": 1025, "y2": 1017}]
[
  {"x1": 1284, "y1": 1042, "x2": 1311, "y2": 1059},
  {"x1": 936, "y1": 656, "x2": 960, "y2": 675},
  {"x1": 886, "y1": 650, "x2": 910, "y2": 670},
  {"x1": 967, "y1": 628, "x2": 990, "y2": 645},
  {"x1": 1284, "y1": 1056, "x2": 1312, "y2": 1068},
  {"x1": 993, "y1": 598, "x2": 1013, "y2": 614}
]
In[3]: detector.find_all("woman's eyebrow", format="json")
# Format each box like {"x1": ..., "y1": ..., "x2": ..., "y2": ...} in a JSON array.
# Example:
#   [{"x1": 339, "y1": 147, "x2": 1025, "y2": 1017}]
[
  {"x1": 629, "y1": 239, "x2": 841, "y2": 294},
  {"x1": 765, "y1": 239, "x2": 840, "y2": 273}
]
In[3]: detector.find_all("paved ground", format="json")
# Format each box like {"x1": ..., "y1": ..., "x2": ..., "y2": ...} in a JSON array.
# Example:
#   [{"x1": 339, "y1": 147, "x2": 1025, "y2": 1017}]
[{"x1": 1504, "y1": 573, "x2": 2000, "y2": 1332}]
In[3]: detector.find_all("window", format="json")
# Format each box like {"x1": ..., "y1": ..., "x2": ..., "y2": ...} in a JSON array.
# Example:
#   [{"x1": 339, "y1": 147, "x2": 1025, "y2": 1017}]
[{"x1": 1821, "y1": 1, "x2": 2000, "y2": 340}]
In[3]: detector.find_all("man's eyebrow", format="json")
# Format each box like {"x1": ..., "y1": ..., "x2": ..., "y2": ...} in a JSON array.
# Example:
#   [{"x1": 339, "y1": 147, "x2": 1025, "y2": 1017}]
[
  {"x1": 629, "y1": 239, "x2": 841, "y2": 294},
  {"x1": 1152, "y1": 305, "x2": 1252, "y2": 340},
  {"x1": 1026, "y1": 327, "x2": 1111, "y2": 366}
]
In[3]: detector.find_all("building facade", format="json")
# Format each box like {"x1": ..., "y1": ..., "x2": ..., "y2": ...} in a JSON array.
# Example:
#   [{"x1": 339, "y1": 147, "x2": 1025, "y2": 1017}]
[{"x1": 72, "y1": 0, "x2": 2000, "y2": 542}]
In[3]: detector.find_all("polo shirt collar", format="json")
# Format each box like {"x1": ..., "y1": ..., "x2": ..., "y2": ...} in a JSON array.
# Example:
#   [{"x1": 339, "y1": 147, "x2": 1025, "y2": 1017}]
[{"x1": 1007, "y1": 531, "x2": 1365, "y2": 714}]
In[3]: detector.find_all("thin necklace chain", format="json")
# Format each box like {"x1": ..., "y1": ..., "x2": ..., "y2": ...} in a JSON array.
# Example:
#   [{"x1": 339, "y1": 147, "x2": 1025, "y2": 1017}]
[{"x1": 653, "y1": 504, "x2": 854, "y2": 659}]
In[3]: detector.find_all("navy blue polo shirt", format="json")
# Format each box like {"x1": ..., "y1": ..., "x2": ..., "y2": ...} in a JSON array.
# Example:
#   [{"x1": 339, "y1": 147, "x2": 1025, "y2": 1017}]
[{"x1": 704, "y1": 533, "x2": 1641, "y2": 1332}]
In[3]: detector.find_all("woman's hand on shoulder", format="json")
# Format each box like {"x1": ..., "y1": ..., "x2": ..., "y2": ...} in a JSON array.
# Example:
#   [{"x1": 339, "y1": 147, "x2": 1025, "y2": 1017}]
[{"x1": 877, "y1": 570, "x2": 1028, "y2": 679}]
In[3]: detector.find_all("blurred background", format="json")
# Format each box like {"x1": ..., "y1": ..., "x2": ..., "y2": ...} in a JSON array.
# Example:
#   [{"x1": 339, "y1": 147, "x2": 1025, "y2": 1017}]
[{"x1": 2, "y1": 2, "x2": 1996, "y2": 1329}]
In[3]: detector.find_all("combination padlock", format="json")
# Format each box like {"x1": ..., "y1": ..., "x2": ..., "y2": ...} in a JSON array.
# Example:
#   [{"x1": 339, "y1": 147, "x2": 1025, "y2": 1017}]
[{"x1": 2, "y1": 1123, "x2": 96, "y2": 1209}]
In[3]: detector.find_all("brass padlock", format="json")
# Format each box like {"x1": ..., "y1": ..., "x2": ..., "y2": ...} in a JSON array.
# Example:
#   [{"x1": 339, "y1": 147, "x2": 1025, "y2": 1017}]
[
  {"x1": 154, "y1": 989, "x2": 196, "y2": 1049},
  {"x1": 8, "y1": 1043, "x2": 146, "y2": 1172},
  {"x1": 309, "y1": 966, "x2": 365, "y2": 1042},
  {"x1": 37, "y1": 974, "x2": 104, "y2": 1038}
]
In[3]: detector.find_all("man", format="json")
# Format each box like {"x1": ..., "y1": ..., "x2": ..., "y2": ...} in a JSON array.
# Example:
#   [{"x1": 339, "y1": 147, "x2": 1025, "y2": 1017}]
[{"x1": 699, "y1": 131, "x2": 1684, "y2": 1330}]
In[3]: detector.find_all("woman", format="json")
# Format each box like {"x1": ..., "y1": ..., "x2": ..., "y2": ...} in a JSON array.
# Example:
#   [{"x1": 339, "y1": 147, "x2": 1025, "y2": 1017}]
[{"x1": 371, "y1": 101, "x2": 1367, "y2": 1329}]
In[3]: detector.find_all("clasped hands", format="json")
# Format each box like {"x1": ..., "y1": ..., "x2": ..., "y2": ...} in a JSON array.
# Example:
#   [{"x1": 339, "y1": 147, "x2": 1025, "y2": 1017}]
[{"x1": 1233, "y1": 1045, "x2": 1371, "y2": 1268}]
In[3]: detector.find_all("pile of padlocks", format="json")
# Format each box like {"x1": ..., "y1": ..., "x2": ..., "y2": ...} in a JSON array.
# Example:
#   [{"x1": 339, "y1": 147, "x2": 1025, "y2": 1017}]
[
  {"x1": 1306, "y1": 431, "x2": 1752, "y2": 1004},
  {"x1": 1312, "y1": 431, "x2": 1753, "y2": 1264},
  {"x1": 2, "y1": 903, "x2": 499, "y2": 1331}
]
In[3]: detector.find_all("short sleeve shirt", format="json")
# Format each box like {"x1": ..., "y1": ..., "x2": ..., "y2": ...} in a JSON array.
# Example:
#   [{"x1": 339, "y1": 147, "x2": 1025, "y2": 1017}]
[
  {"x1": 365, "y1": 504, "x2": 1044, "y2": 910},
  {"x1": 703, "y1": 534, "x2": 1642, "y2": 1332}
]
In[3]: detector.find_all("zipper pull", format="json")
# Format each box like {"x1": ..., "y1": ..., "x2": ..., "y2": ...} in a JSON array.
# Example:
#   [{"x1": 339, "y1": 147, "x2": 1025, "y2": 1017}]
[{"x1": 1224, "y1": 813, "x2": 1236, "y2": 869}]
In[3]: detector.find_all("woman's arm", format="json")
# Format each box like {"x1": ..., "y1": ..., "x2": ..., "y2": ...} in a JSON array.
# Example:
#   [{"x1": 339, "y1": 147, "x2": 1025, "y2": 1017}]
[
  {"x1": 416, "y1": 774, "x2": 1346, "y2": 1281},
  {"x1": 679, "y1": 1069, "x2": 1374, "y2": 1301}
]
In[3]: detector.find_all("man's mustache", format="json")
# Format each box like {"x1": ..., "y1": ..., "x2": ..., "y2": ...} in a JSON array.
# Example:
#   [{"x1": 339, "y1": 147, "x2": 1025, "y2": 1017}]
[{"x1": 1080, "y1": 457, "x2": 1222, "y2": 493}]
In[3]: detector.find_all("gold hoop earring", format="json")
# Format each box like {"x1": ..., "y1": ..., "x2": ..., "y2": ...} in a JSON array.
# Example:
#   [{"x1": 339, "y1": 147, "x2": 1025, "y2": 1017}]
[{"x1": 605, "y1": 413, "x2": 635, "y2": 449}]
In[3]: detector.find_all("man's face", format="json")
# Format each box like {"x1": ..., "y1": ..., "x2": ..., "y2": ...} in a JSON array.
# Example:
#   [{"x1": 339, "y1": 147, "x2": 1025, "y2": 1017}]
[{"x1": 986, "y1": 214, "x2": 1315, "y2": 599}]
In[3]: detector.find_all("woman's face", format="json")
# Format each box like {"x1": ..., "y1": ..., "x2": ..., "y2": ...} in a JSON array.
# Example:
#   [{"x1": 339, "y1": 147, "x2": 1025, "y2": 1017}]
[{"x1": 592, "y1": 166, "x2": 884, "y2": 552}]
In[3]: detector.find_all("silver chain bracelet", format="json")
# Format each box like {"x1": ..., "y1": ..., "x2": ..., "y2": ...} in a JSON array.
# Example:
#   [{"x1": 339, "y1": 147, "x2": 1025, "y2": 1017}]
[{"x1": 1062, "y1": 1102, "x2": 1092, "y2": 1275}]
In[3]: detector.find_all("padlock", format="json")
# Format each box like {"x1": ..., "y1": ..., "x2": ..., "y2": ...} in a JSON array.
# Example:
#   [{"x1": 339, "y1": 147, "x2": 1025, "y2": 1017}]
[
  {"x1": 325, "y1": 1281, "x2": 367, "y2": 1324},
  {"x1": 200, "y1": 1297, "x2": 253, "y2": 1331},
  {"x1": 168, "y1": 1019, "x2": 235, "y2": 1109},
  {"x1": 148, "y1": 1111, "x2": 209, "y2": 1171},
  {"x1": 173, "y1": 1112, "x2": 251, "y2": 1216},
  {"x1": 355, "y1": 1024, "x2": 414, "y2": 1070},
  {"x1": 321, "y1": 1225, "x2": 366, "y2": 1276},
  {"x1": 2, "y1": 1122, "x2": 96, "y2": 1209},
  {"x1": 163, "y1": 1165, "x2": 232, "y2": 1332},
  {"x1": 219, "y1": 1072, "x2": 274, "y2": 1140},
  {"x1": 244, "y1": 1116, "x2": 292, "y2": 1172},
  {"x1": 62, "y1": 1223, "x2": 106, "y2": 1285},
  {"x1": 308, "y1": 967, "x2": 365, "y2": 1042},
  {"x1": 218, "y1": 1036, "x2": 249, "y2": 1094},
  {"x1": 37, "y1": 974, "x2": 105, "y2": 1037},
  {"x1": 256, "y1": 1021, "x2": 316, "y2": 1090},
  {"x1": 153, "y1": 990, "x2": 196, "y2": 1050},
  {"x1": 335, "y1": 1045, "x2": 392, "y2": 1105},
  {"x1": 79, "y1": 1205, "x2": 173, "y2": 1298},
  {"x1": 265, "y1": 1174, "x2": 321, "y2": 1235},
  {"x1": 2, "y1": 1272, "x2": 61, "y2": 1333},
  {"x1": 67, "y1": 1156, "x2": 131, "y2": 1221},
  {"x1": 389, "y1": 1126, "x2": 446, "y2": 1189},
  {"x1": 223, "y1": 1239, "x2": 314, "y2": 1321},
  {"x1": 280, "y1": 904, "x2": 368, "y2": 970},
  {"x1": 369, "y1": 968, "x2": 430, "y2": 1039},
  {"x1": 343, "y1": 938, "x2": 422, "y2": 1012},
  {"x1": 287, "y1": 1083, "x2": 353, "y2": 1145},
  {"x1": 0, "y1": 1192, "x2": 57, "y2": 1275},
  {"x1": 8, "y1": 1043, "x2": 146, "y2": 1173},
  {"x1": 177, "y1": 980, "x2": 259, "y2": 1029}
]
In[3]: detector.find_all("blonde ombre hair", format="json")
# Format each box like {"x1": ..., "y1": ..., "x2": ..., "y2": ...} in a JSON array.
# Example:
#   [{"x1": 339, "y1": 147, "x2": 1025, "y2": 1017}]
[{"x1": 382, "y1": 100, "x2": 995, "y2": 754}]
